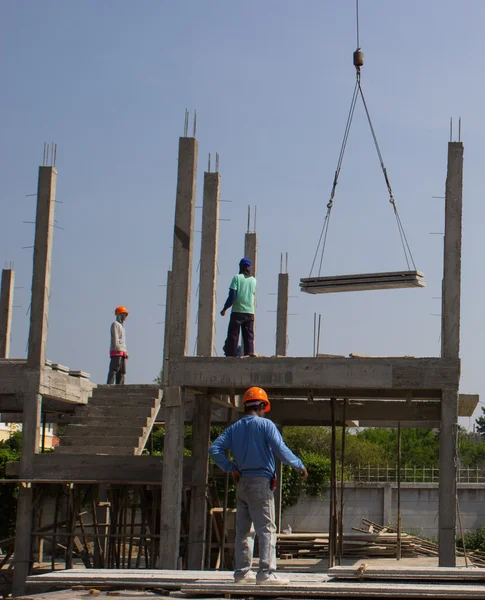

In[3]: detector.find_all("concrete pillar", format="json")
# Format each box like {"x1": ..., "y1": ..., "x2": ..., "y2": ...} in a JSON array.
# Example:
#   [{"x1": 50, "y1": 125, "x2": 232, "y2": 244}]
[
  {"x1": 439, "y1": 388, "x2": 459, "y2": 566},
  {"x1": 27, "y1": 166, "x2": 57, "y2": 368},
  {"x1": 275, "y1": 273, "x2": 289, "y2": 356},
  {"x1": 244, "y1": 233, "x2": 257, "y2": 278},
  {"x1": 382, "y1": 484, "x2": 393, "y2": 526},
  {"x1": 168, "y1": 137, "x2": 198, "y2": 359},
  {"x1": 197, "y1": 171, "x2": 220, "y2": 357},
  {"x1": 162, "y1": 270, "x2": 172, "y2": 386},
  {"x1": 188, "y1": 170, "x2": 220, "y2": 569},
  {"x1": 13, "y1": 388, "x2": 42, "y2": 596},
  {"x1": 438, "y1": 142, "x2": 463, "y2": 567},
  {"x1": 159, "y1": 386, "x2": 185, "y2": 569},
  {"x1": 441, "y1": 142, "x2": 463, "y2": 359},
  {"x1": 0, "y1": 268, "x2": 15, "y2": 358},
  {"x1": 274, "y1": 427, "x2": 284, "y2": 533},
  {"x1": 160, "y1": 135, "x2": 198, "y2": 569},
  {"x1": 14, "y1": 165, "x2": 57, "y2": 595}
]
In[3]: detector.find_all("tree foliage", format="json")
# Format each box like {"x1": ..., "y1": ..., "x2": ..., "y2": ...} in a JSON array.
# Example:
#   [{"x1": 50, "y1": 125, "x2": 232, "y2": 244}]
[{"x1": 0, "y1": 432, "x2": 22, "y2": 539}]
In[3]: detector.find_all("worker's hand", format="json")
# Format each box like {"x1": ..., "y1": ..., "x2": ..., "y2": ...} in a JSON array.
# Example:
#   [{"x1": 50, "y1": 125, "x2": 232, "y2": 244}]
[
  {"x1": 220, "y1": 309, "x2": 227, "y2": 317},
  {"x1": 125, "y1": 354, "x2": 129, "y2": 360},
  {"x1": 300, "y1": 467, "x2": 308, "y2": 480},
  {"x1": 231, "y1": 469, "x2": 241, "y2": 484}
]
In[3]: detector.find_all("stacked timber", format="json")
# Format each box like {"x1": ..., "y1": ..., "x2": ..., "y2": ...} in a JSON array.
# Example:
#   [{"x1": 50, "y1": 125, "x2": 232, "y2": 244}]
[
  {"x1": 300, "y1": 270, "x2": 426, "y2": 294},
  {"x1": 277, "y1": 532, "x2": 418, "y2": 559},
  {"x1": 360, "y1": 518, "x2": 485, "y2": 567}
]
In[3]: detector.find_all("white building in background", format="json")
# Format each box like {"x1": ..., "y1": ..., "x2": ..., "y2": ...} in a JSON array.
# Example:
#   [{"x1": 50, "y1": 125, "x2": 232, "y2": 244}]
[{"x1": 0, "y1": 422, "x2": 58, "y2": 448}]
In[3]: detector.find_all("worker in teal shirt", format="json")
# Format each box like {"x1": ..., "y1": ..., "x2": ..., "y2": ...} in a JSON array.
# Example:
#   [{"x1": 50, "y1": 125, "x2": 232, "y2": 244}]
[
  {"x1": 221, "y1": 257, "x2": 256, "y2": 356},
  {"x1": 209, "y1": 387, "x2": 308, "y2": 585}
]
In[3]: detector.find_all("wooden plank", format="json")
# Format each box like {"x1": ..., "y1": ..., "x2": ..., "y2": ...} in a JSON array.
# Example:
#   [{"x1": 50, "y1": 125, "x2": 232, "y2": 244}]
[
  {"x1": 329, "y1": 566, "x2": 485, "y2": 581},
  {"x1": 182, "y1": 581, "x2": 485, "y2": 598}
]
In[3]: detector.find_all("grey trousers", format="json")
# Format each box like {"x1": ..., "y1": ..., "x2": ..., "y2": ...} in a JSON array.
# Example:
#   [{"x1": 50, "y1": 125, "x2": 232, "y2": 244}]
[
  {"x1": 234, "y1": 476, "x2": 276, "y2": 578},
  {"x1": 107, "y1": 356, "x2": 126, "y2": 385}
]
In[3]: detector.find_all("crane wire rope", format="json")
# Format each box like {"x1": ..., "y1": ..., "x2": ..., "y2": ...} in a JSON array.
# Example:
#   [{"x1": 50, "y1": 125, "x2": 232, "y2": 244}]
[{"x1": 309, "y1": 0, "x2": 417, "y2": 277}]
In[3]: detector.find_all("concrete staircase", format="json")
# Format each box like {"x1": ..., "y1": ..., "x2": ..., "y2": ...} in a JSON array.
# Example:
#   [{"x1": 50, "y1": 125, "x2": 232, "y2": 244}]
[{"x1": 56, "y1": 384, "x2": 162, "y2": 455}]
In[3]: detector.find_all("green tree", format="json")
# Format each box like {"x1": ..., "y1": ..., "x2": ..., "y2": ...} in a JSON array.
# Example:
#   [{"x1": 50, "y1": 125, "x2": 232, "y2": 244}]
[
  {"x1": 475, "y1": 407, "x2": 485, "y2": 438},
  {"x1": 0, "y1": 432, "x2": 22, "y2": 539}
]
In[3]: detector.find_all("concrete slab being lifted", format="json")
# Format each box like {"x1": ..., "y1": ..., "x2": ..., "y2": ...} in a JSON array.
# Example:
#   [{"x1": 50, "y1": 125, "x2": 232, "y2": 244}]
[{"x1": 300, "y1": 270, "x2": 426, "y2": 294}]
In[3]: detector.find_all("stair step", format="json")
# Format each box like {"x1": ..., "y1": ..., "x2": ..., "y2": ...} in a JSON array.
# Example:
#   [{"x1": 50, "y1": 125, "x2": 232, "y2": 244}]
[
  {"x1": 95, "y1": 385, "x2": 161, "y2": 394},
  {"x1": 60, "y1": 416, "x2": 150, "y2": 427},
  {"x1": 55, "y1": 446, "x2": 138, "y2": 456},
  {"x1": 73, "y1": 406, "x2": 155, "y2": 418},
  {"x1": 59, "y1": 436, "x2": 141, "y2": 447},
  {"x1": 64, "y1": 425, "x2": 147, "y2": 437},
  {"x1": 88, "y1": 397, "x2": 157, "y2": 407}
]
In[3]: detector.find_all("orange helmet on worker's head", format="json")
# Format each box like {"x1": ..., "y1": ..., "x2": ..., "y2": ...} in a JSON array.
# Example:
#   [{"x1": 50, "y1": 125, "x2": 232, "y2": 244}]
[
  {"x1": 115, "y1": 305, "x2": 129, "y2": 315},
  {"x1": 243, "y1": 387, "x2": 271, "y2": 413}
]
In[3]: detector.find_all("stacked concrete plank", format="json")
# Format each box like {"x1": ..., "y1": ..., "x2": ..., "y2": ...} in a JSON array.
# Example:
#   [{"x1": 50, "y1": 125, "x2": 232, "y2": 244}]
[{"x1": 300, "y1": 270, "x2": 426, "y2": 294}]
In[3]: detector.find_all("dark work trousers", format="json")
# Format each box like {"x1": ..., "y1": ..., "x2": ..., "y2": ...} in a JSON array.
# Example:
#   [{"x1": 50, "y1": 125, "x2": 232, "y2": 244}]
[
  {"x1": 107, "y1": 356, "x2": 126, "y2": 384},
  {"x1": 224, "y1": 312, "x2": 255, "y2": 356}
]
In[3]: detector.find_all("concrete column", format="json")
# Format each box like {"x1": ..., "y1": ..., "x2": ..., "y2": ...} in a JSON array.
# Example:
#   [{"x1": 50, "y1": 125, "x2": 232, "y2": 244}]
[
  {"x1": 441, "y1": 142, "x2": 463, "y2": 359},
  {"x1": 188, "y1": 170, "x2": 220, "y2": 569},
  {"x1": 438, "y1": 142, "x2": 463, "y2": 567},
  {"x1": 162, "y1": 270, "x2": 172, "y2": 386},
  {"x1": 13, "y1": 389, "x2": 42, "y2": 596},
  {"x1": 160, "y1": 386, "x2": 185, "y2": 569},
  {"x1": 275, "y1": 273, "x2": 289, "y2": 356},
  {"x1": 14, "y1": 166, "x2": 57, "y2": 595},
  {"x1": 274, "y1": 427, "x2": 284, "y2": 533},
  {"x1": 244, "y1": 232, "x2": 257, "y2": 277},
  {"x1": 161, "y1": 135, "x2": 198, "y2": 569},
  {"x1": 197, "y1": 171, "x2": 220, "y2": 356},
  {"x1": 382, "y1": 484, "x2": 393, "y2": 526},
  {"x1": 0, "y1": 268, "x2": 15, "y2": 358},
  {"x1": 439, "y1": 388, "x2": 459, "y2": 566},
  {"x1": 168, "y1": 137, "x2": 198, "y2": 359},
  {"x1": 27, "y1": 167, "x2": 57, "y2": 368}
]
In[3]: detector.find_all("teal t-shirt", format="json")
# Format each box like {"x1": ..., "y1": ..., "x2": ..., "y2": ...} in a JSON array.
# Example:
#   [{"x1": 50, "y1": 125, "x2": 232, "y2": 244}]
[{"x1": 230, "y1": 274, "x2": 256, "y2": 314}]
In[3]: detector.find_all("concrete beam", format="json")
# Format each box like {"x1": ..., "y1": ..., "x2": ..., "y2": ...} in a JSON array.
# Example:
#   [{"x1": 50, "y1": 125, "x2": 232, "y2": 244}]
[
  {"x1": 276, "y1": 273, "x2": 289, "y2": 356},
  {"x1": 28, "y1": 167, "x2": 57, "y2": 368},
  {"x1": 0, "y1": 268, "x2": 15, "y2": 358},
  {"x1": 168, "y1": 356, "x2": 460, "y2": 393},
  {"x1": 269, "y1": 400, "x2": 441, "y2": 424}
]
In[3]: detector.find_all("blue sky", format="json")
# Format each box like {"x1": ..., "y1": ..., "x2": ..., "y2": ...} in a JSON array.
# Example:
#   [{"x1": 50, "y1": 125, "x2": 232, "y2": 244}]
[{"x1": 1, "y1": 1, "x2": 484, "y2": 427}]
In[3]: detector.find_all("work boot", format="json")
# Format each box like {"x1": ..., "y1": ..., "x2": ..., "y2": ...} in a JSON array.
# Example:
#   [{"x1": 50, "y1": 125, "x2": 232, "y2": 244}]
[{"x1": 256, "y1": 573, "x2": 289, "y2": 585}]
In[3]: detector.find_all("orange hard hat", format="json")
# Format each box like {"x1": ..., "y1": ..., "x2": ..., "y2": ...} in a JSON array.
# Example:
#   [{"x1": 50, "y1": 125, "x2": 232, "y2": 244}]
[
  {"x1": 243, "y1": 387, "x2": 271, "y2": 412},
  {"x1": 115, "y1": 305, "x2": 129, "y2": 315}
]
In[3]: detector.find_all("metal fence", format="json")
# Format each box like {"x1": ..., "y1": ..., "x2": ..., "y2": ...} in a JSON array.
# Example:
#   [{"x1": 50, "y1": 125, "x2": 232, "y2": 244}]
[{"x1": 341, "y1": 464, "x2": 485, "y2": 484}]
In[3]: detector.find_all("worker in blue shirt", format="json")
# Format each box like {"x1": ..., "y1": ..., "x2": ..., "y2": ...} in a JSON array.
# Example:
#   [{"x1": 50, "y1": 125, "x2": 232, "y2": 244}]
[
  {"x1": 221, "y1": 257, "x2": 256, "y2": 356},
  {"x1": 209, "y1": 387, "x2": 308, "y2": 585}
]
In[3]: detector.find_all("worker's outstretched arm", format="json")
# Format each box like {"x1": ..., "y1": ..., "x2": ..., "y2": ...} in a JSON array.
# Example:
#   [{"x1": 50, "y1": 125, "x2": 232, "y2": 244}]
[
  {"x1": 209, "y1": 429, "x2": 237, "y2": 473},
  {"x1": 265, "y1": 421, "x2": 306, "y2": 473}
]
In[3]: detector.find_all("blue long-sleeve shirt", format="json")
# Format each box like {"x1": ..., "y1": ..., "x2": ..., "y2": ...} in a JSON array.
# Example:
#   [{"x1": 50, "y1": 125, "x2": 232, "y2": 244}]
[{"x1": 209, "y1": 415, "x2": 305, "y2": 480}]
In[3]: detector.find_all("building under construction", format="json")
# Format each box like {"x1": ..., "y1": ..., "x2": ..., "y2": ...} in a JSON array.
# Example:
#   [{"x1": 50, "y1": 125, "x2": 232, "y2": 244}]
[{"x1": 0, "y1": 115, "x2": 482, "y2": 598}]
